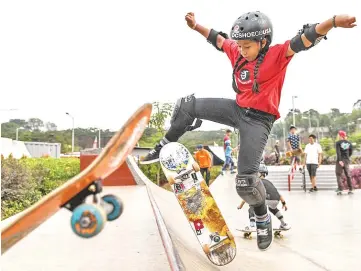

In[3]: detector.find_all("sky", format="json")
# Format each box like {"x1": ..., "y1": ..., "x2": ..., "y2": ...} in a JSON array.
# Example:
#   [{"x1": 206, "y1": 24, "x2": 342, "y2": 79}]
[{"x1": 1, "y1": 0, "x2": 360, "y2": 132}]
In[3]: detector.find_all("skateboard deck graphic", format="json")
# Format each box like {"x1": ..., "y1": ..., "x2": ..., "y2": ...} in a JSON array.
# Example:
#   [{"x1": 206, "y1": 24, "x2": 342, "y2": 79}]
[
  {"x1": 1, "y1": 104, "x2": 152, "y2": 254},
  {"x1": 159, "y1": 142, "x2": 236, "y2": 266},
  {"x1": 237, "y1": 227, "x2": 289, "y2": 239}
]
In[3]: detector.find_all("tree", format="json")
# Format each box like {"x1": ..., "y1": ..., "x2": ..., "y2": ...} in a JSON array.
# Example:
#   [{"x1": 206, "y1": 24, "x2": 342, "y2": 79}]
[
  {"x1": 45, "y1": 122, "x2": 57, "y2": 131},
  {"x1": 330, "y1": 108, "x2": 341, "y2": 119},
  {"x1": 27, "y1": 118, "x2": 44, "y2": 131},
  {"x1": 9, "y1": 119, "x2": 27, "y2": 127},
  {"x1": 149, "y1": 102, "x2": 174, "y2": 136},
  {"x1": 148, "y1": 101, "x2": 174, "y2": 186}
]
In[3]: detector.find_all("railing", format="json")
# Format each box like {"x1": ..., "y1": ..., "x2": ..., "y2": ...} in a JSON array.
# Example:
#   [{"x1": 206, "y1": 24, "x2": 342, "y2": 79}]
[{"x1": 287, "y1": 156, "x2": 297, "y2": 191}]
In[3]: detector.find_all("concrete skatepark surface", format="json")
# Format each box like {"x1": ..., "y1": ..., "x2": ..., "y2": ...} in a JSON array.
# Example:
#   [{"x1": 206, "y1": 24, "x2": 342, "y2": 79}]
[{"x1": 1, "y1": 156, "x2": 360, "y2": 271}]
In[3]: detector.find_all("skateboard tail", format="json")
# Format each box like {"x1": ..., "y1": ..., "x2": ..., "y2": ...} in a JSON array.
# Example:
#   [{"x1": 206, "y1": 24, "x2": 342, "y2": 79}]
[{"x1": 1, "y1": 104, "x2": 152, "y2": 254}]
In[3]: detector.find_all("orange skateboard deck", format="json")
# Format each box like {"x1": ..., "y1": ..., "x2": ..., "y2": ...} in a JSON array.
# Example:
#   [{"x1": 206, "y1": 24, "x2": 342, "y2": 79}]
[
  {"x1": 1, "y1": 103, "x2": 152, "y2": 254},
  {"x1": 159, "y1": 142, "x2": 236, "y2": 266}
]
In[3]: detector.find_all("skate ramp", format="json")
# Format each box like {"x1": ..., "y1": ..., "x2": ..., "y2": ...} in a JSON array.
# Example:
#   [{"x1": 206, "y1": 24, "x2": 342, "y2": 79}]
[
  {"x1": 206, "y1": 146, "x2": 225, "y2": 164},
  {"x1": 2, "y1": 156, "x2": 359, "y2": 270},
  {"x1": 127, "y1": 156, "x2": 360, "y2": 271},
  {"x1": 1, "y1": 185, "x2": 171, "y2": 271}
]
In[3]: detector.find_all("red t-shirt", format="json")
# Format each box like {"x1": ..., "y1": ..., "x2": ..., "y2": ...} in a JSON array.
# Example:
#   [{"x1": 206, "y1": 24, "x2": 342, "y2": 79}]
[
  {"x1": 223, "y1": 135, "x2": 230, "y2": 150},
  {"x1": 222, "y1": 39, "x2": 294, "y2": 119}
]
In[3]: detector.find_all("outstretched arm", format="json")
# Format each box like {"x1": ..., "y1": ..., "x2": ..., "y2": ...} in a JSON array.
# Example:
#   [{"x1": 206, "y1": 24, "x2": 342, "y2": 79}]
[
  {"x1": 185, "y1": 12, "x2": 226, "y2": 51},
  {"x1": 280, "y1": 196, "x2": 288, "y2": 211},
  {"x1": 237, "y1": 200, "x2": 246, "y2": 209},
  {"x1": 286, "y1": 15, "x2": 357, "y2": 57}
]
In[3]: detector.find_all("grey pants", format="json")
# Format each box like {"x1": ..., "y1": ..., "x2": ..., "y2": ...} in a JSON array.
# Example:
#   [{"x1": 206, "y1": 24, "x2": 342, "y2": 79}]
[
  {"x1": 165, "y1": 96, "x2": 275, "y2": 216},
  {"x1": 336, "y1": 160, "x2": 352, "y2": 190}
]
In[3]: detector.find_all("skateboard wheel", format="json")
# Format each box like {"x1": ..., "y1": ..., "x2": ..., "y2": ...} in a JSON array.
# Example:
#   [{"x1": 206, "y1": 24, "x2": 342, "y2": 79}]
[
  {"x1": 192, "y1": 162, "x2": 200, "y2": 172},
  {"x1": 203, "y1": 244, "x2": 210, "y2": 255},
  {"x1": 226, "y1": 231, "x2": 234, "y2": 241},
  {"x1": 101, "y1": 194, "x2": 123, "y2": 221},
  {"x1": 71, "y1": 203, "x2": 107, "y2": 238}
]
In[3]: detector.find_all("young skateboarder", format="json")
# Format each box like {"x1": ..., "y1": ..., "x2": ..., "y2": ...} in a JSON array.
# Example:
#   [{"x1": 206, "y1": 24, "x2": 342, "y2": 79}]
[
  {"x1": 141, "y1": 11, "x2": 356, "y2": 250},
  {"x1": 237, "y1": 167, "x2": 291, "y2": 231}
]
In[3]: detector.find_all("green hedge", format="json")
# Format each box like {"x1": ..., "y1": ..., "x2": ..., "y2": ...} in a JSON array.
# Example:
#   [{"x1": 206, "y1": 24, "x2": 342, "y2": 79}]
[{"x1": 1, "y1": 155, "x2": 80, "y2": 220}]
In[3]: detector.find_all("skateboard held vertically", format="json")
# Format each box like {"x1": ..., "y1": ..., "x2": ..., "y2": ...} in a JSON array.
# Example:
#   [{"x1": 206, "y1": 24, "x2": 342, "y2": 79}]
[
  {"x1": 1, "y1": 103, "x2": 152, "y2": 254},
  {"x1": 159, "y1": 142, "x2": 236, "y2": 266},
  {"x1": 300, "y1": 167, "x2": 307, "y2": 192}
]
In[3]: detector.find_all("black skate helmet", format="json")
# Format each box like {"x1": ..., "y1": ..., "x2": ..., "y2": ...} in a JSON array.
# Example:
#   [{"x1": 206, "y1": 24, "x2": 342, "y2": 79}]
[{"x1": 230, "y1": 11, "x2": 273, "y2": 44}]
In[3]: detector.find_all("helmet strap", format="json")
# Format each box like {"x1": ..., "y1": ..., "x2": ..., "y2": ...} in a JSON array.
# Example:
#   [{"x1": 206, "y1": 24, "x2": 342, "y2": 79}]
[{"x1": 256, "y1": 38, "x2": 270, "y2": 58}]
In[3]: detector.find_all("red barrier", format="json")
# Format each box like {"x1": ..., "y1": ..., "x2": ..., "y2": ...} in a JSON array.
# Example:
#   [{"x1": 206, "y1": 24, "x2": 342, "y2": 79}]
[
  {"x1": 287, "y1": 157, "x2": 297, "y2": 191},
  {"x1": 80, "y1": 154, "x2": 136, "y2": 186}
]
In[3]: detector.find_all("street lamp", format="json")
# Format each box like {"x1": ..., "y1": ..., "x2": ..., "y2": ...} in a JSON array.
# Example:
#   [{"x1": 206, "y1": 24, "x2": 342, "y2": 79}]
[
  {"x1": 292, "y1": 95, "x2": 298, "y2": 126},
  {"x1": 98, "y1": 128, "x2": 101, "y2": 148},
  {"x1": 16, "y1": 127, "x2": 24, "y2": 141},
  {"x1": 66, "y1": 112, "x2": 75, "y2": 154}
]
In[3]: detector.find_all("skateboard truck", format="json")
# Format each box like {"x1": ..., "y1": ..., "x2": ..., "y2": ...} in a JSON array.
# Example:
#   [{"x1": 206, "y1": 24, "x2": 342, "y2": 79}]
[
  {"x1": 62, "y1": 179, "x2": 103, "y2": 211},
  {"x1": 62, "y1": 179, "x2": 123, "y2": 239}
]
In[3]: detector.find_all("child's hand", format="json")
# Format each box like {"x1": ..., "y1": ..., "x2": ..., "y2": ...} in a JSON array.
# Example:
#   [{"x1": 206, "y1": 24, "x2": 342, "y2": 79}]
[
  {"x1": 335, "y1": 15, "x2": 357, "y2": 28},
  {"x1": 185, "y1": 12, "x2": 197, "y2": 29},
  {"x1": 237, "y1": 205, "x2": 243, "y2": 210}
]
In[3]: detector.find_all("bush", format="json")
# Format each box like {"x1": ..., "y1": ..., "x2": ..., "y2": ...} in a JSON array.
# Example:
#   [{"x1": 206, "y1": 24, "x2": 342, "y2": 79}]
[
  {"x1": 139, "y1": 163, "x2": 167, "y2": 186},
  {"x1": 264, "y1": 154, "x2": 276, "y2": 165},
  {"x1": 352, "y1": 156, "x2": 361, "y2": 164},
  {"x1": 1, "y1": 155, "x2": 42, "y2": 219},
  {"x1": 341, "y1": 166, "x2": 361, "y2": 190},
  {"x1": 1, "y1": 156, "x2": 80, "y2": 220}
]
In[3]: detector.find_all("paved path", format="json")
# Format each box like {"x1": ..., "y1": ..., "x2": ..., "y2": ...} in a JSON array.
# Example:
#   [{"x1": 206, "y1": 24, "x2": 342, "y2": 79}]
[
  {"x1": 1, "y1": 186, "x2": 170, "y2": 271},
  {"x1": 2, "y1": 158, "x2": 360, "y2": 271}
]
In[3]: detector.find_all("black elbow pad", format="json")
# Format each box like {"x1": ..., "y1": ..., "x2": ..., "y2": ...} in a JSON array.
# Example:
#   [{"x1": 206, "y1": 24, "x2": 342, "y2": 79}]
[
  {"x1": 207, "y1": 29, "x2": 229, "y2": 52},
  {"x1": 290, "y1": 24, "x2": 327, "y2": 53}
]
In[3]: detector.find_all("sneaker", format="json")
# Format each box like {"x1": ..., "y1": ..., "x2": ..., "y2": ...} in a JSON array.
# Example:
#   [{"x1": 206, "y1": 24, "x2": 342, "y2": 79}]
[
  {"x1": 280, "y1": 223, "x2": 291, "y2": 230},
  {"x1": 250, "y1": 221, "x2": 256, "y2": 229},
  {"x1": 313, "y1": 186, "x2": 318, "y2": 191},
  {"x1": 231, "y1": 170, "x2": 236, "y2": 174},
  {"x1": 348, "y1": 190, "x2": 353, "y2": 195},
  {"x1": 139, "y1": 143, "x2": 163, "y2": 164},
  {"x1": 255, "y1": 213, "x2": 273, "y2": 251},
  {"x1": 309, "y1": 188, "x2": 315, "y2": 192},
  {"x1": 244, "y1": 225, "x2": 256, "y2": 231}
]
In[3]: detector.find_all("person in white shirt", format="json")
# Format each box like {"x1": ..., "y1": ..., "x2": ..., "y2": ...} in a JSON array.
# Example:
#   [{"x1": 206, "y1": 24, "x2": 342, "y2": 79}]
[{"x1": 303, "y1": 134, "x2": 323, "y2": 192}]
